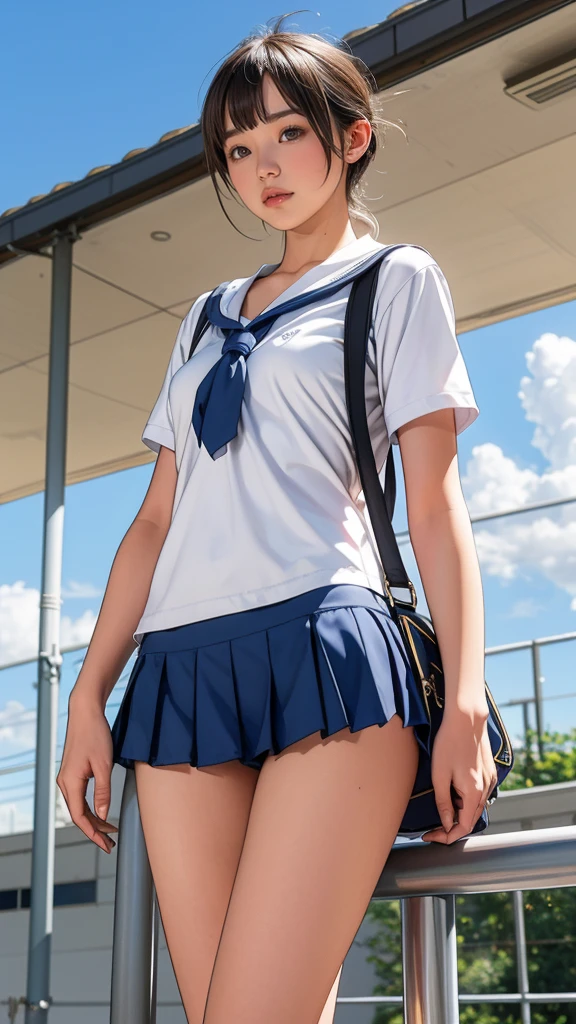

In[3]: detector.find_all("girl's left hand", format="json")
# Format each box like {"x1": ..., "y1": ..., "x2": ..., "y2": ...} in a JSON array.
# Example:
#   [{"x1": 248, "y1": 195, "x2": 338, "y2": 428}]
[{"x1": 422, "y1": 705, "x2": 498, "y2": 844}]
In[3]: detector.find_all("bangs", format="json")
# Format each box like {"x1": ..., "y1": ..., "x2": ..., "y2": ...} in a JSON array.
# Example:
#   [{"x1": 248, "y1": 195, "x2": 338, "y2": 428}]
[
  {"x1": 221, "y1": 46, "x2": 332, "y2": 146},
  {"x1": 202, "y1": 37, "x2": 343, "y2": 187},
  {"x1": 199, "y1": 25, "x2": 380, "y2": 238}
]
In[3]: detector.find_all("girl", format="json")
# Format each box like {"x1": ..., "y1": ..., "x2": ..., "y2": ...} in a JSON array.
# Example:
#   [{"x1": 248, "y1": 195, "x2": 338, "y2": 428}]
[{"x1": 57, "y1": 15, "x2": 497, "y2": 1024}]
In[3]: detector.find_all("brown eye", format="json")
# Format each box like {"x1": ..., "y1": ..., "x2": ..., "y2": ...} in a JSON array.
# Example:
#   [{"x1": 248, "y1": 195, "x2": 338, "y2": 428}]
[
  {"x1": 281, "y1": 126, "x2": 304, "y2": 142},
  {"x1": 229, "y1": 145, "x2": 249, "y2": 161}
]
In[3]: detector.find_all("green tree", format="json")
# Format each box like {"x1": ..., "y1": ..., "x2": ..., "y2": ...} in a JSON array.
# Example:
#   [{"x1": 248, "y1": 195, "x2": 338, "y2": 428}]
[{"x1": 502, "y1": 728, "x2": 576, "y2": 790}]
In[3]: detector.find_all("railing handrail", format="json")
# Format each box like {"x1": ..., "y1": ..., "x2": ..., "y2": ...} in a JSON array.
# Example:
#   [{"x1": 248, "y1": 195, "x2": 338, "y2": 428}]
[
  {"x1": 2, "y1": 628, "x2": 576, "y2": 675},
  {"x1": 379, "y1": 825, "x2": 576, "y2": 899},
  {"x1": 485, "y1": 631, "x2": 576, "y2": 655}
]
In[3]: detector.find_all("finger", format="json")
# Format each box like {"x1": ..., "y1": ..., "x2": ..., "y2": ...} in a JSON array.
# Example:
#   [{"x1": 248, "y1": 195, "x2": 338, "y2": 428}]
[
  {"x1": 470, "y1": 796, "x2": 487, "y2": 832},
  {"x1": 481, "y1": 775, "x2": 493, "y2": 811},
  {"x1": 469, "y1": 779, "x2": 489, "y2": 827},
  {"x1": 67, "y1": 782, "x2": 116, "y2": 852},
  {"x1": 487, "y1": 773, "x2": 498, "y2": 801},
  {"x1": 92, "y1": 763, "x2": 113, "y2": 824},
  {"x1": 75, "y1": 809, "x2": 116, "y2": 851},
  {"x1": 473, "y1": 767, "x2": 495, "y2": 817},
  {"x1": 443, "y1": 819, "x2": 475, "y2": 844},
  {"x1": 83, "y1": 801, "x2": 118, "y2": 835},
  {"x1": 421, "y1": 828, "x2": 451, "y2": 844},
  {"x1": 472, "y1": 772, "x2": 496, "y2": 828},
  {"x1": 433, "y1": 777, "x2": 456, "y2": 834},
  {"x1": 455, "y1": 787, "x2": 483, "y2": 837}
]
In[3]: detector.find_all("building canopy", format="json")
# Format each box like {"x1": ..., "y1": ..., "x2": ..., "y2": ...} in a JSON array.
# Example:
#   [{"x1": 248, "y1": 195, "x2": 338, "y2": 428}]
[{"x1": 1, "y1": 0, "x2": 575, "y2": 503}]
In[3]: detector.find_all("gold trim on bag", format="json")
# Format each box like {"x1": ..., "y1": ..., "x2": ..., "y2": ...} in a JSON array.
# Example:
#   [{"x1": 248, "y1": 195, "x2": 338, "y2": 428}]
[
  {"x1": 424, "y1": 673, "x2": 444, "y2": 709},
  {"x1": 484, "y1": 681, "x2": 513, "y2": 766},
  {"x1": 398, "y1": 615, "x2": 513, "y2": 769},
  {"x1": 409, "y1": 787, "x2": 435, "y2": 801}
]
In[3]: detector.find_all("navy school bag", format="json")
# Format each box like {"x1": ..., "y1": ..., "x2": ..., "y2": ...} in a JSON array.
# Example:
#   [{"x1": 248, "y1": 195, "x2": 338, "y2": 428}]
[{"x1": 186, "y1": 245, "x2": 514, "y2": 837}]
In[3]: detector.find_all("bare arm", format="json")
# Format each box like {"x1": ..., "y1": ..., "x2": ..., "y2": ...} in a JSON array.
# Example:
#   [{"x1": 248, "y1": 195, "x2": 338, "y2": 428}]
[
  {"x1": 397, "y1": 408, "x2": 486, "y2": 712},
  {"x1": 69, "y1": 443, "x2": 178, "y2": 712},
  {"x1": 57, "y1": 444, "x2": 178, "y2": 852},
  {"x1": 397, "y1": 408, "x2": 496, "y2": 842}
]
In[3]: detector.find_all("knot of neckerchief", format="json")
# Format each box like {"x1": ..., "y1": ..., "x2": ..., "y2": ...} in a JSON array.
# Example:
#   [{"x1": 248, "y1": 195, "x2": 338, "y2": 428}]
[{"x1": 191, "y1": 246, "x2": 388, "y2": 460}]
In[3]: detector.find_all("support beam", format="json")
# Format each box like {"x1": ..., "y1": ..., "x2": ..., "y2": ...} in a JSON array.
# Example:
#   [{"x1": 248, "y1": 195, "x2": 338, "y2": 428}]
[
  {"x1": 25, "y1": 228, "x2": 74, "y2": 1023},
  {"x1": 513, "y1": 890, "x2": 531, "y2": 1024},
  {"x1": 110, "y1": 769, "x2": 156, "y2": 1024},
  {"x1": 531, "y1": 642, "x2": 545, "y2": 760},
  {"x1": 402, "y1": 895, "x2": 459, "y2": 1024}
]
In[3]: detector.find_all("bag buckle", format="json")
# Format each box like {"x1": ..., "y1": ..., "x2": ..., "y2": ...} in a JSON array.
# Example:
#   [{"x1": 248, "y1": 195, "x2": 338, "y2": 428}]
[{"x1": 389, "y1": 580, "x2": 418, "y2": 610}]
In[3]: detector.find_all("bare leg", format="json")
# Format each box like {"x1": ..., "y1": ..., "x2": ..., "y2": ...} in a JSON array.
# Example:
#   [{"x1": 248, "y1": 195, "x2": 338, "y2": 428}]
[
  {"x1": 133, "y1": 759, "x2": 343, "y2": 1024},
  {"x1": 202, "y1": 716, "x2": 419, "y2": 1024},
  {"x1": 133, "y1": 758, "x2": 259, "y2": 1024}
]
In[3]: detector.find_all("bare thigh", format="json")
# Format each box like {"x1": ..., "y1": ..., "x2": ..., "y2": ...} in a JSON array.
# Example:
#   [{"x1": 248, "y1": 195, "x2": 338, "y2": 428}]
[
  {"x1": 202, "y1": 715, "x2": 419, "y2": 1024},
  {"x1": 133, "y1": 758, "x2": 259, "y2": 1024}
]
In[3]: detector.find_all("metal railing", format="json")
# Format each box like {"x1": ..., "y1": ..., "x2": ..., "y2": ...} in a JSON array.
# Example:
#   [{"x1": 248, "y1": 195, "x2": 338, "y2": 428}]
[
  {"x1": 485, "y1": 630, "x2": 576, "y2": 760},
  {"x1": 110, "y1": 769, "x2": 576, "y2": 1024}
]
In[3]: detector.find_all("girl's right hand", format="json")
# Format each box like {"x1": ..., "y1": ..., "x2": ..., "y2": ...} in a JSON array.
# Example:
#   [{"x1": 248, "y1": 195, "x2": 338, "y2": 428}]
[{"x1": 56, "y1": 695, "x2": 119, "y2": 854}]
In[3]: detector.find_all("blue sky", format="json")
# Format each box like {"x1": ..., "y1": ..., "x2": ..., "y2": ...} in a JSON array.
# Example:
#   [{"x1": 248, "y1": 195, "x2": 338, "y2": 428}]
[{"x1": 1, "y1": 0, "x2": 575, "y2": 831}]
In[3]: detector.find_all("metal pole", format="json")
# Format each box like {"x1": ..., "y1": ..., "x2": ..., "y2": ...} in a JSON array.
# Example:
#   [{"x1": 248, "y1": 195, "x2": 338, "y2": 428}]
[
  {"x1": 521, "y1": 701, "x2": 533, "y2": 784},
  {"x1": 522, "y1": 701, "x2": 530, "y2": 751},
  {"x1": 150, "y1": 890, "x2": 160, "y2": 1024},
  {"x1": 401, "y1": 895, "x2": 459, "y2": 1024},
  {"x1": 25, "y1": 229, "x2": 74, "y2": 1024},
  {"x1": 110, "y1": 769, "x2": 156, "y2": 1024},
  {"x1": 513, "y1": 890, "x2": 531, "y2": 1024},
  {"x1": 531, "y1": 642, "x2": 545, "y2": 760}
]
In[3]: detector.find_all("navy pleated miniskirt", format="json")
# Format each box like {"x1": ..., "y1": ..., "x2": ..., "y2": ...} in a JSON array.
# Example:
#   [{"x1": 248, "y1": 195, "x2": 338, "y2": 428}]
[{"x1": 110, "y1": 583, "x2": 430, "y2": 772}]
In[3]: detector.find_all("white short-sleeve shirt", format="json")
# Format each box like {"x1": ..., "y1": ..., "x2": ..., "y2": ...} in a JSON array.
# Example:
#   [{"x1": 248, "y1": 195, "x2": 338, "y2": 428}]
[{"x1": 133, "y1": 231, "x2": 478, "y2": 645}]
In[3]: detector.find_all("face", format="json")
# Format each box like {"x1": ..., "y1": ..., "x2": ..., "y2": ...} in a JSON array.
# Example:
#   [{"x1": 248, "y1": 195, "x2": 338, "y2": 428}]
[{"x1": 222, "y1": 73, "x2": 371, "y2": 230}]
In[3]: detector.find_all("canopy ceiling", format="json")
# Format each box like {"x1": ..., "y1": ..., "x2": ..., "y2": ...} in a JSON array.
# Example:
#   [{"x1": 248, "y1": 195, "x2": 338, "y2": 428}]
[{"x1": 1, "y1": 0, "x2": 575, "y2": 503}]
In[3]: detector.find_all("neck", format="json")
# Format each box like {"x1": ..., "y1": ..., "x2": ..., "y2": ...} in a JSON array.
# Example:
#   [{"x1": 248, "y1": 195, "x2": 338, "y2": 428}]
[{"x1": 278, "y1": 199, "x2": 360, "y2": 275}]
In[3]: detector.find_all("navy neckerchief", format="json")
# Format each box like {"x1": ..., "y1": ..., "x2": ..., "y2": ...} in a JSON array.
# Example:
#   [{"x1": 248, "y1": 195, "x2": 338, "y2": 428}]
[{"x1": 191, "y1": 245, "x2": 390, "y2": 460}]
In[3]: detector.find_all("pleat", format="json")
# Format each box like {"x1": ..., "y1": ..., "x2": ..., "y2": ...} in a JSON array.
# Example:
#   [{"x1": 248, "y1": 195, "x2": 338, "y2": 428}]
[
  {"x1": 228, "y1": 629, "x2": 273, "y2": 763},
  {"x1": 110, "y1": 593, "x2": 431, "y2": 772},
  {"x1": 363, "y1": 607, "x2": 430, "y2": 728},
  {"x1": 311, "y1": 608, "x2": 388, "y2": 730},
  {"x1": 110, "y1": 652, "x2": 149, "y2": 765},
  {"x1": 263, "y1": 614, "x2": 327, "y2": 754},
  {"x1": 152, "y1": 650, "x2": 196, "y2": 765},
  {"x1": 194, "y1": 640, "x2": 244, "y2": 766}
]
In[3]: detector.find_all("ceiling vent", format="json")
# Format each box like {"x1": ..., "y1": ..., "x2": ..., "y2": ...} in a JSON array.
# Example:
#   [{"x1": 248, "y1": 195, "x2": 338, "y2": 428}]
[{"x1": 504, "y1": 49, "x2": 576, "y2": 110}]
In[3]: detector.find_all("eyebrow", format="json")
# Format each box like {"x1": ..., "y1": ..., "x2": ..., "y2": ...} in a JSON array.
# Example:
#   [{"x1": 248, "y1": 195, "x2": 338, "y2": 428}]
[{"x1": 223, "y1": 108, "x2": 303, "y2": 141}]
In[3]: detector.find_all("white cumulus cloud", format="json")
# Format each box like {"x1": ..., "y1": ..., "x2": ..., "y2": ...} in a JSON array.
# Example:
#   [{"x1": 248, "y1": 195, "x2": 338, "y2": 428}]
[
  {"x1": 0, "y1": 580, "x2": 97, "y2": 664},
  {"x1": 0, "y1": 699, "x2": 37, "y2": 748},
  {"x1": 61, "y1": 580, "x2": 103, "y2": 600},
  {"x1": 462, "y1": 332, "x2": 576, "y2": 607}
]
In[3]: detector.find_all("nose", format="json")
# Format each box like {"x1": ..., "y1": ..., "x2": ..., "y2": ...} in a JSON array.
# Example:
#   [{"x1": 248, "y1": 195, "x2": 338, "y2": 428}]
[{"x1": 256, "y1": 145, "x2": 281, "y2": 181}]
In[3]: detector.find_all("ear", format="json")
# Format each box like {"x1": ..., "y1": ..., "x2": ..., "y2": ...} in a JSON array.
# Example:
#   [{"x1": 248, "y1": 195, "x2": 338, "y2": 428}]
[{"x1": 344, "y1": 119, "x2": 372, "y2": 164}]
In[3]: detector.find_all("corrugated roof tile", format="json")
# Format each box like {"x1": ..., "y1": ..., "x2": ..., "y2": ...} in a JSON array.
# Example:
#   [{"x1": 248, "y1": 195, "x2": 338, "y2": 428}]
[{"x1": 0, "y1": 123, "x2": 197, "y2": 220}]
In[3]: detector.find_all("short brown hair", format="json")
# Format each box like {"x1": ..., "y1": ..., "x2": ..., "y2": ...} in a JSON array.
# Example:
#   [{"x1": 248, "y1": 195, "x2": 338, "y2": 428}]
[{"x1": 200, "y1": 12, "x2": 391, "y2": 238}]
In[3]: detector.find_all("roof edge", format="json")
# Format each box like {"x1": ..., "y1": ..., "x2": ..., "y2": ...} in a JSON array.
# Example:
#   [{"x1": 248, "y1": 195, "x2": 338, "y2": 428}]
[{"x1": 0, "y1": 0, "x2": 573, "y2": 265}]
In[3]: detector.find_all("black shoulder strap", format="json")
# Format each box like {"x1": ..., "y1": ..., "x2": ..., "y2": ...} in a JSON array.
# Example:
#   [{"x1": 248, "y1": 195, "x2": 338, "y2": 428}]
[
  {"x1": 343, "y1": 245, "x2": 426, "y2": 606},
  {"x1": 186, "y1": 299, "x2": 211, "y2": 360}
]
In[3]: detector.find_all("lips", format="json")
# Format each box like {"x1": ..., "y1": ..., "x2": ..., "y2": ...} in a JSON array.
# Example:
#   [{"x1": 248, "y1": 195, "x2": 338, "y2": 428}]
[{"x1": 262, "y1": 190, "x2": 293, "y2": 206}]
